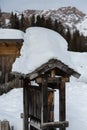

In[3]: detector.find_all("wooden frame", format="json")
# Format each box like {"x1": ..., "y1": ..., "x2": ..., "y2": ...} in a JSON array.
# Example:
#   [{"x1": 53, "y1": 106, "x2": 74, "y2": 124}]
[{"x1": 12, "y1": 59, "x2": 80, "y2": 130}]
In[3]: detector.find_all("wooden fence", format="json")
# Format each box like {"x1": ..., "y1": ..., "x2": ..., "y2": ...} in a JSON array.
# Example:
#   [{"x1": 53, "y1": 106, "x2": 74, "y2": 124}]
[{"x1": 0, "y1": 120, "x2": 10, "y2": 130}]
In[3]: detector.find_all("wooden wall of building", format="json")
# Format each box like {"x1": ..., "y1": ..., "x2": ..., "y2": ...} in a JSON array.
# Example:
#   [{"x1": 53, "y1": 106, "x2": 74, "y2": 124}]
[{"x1": 0, "y1": 40, "x2": 23, "y2": 84}]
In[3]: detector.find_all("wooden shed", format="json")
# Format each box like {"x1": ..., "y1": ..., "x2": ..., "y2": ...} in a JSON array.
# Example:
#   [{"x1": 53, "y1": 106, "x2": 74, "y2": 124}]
[
  {"x1": 13, "y1": 59, "x2": 80, "y2": 130},
  {"x1": 11, "y1": 27, "x2": 80, "y2": 130},
  {"x1": 0, "y1": 29, "x2": 23, "y2": 83}
]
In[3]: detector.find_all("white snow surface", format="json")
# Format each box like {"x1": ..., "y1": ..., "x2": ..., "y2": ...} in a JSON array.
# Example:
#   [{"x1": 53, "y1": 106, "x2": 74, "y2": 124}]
[
  {"x1": 0, "y1": 29, "x2": 24, "y2": 39},
  {"x1": 12, "y1": 27, "x2": 76, "y2": 74},
  {"x1": 1, "y1": 27, "x2": 87, "y2": 130},
  {"x1": 1, "y1": 50, "x2": 87, "y2": 130},
  {"x1": 0, "y1": 88, "x2": 23, "y2": 130}
]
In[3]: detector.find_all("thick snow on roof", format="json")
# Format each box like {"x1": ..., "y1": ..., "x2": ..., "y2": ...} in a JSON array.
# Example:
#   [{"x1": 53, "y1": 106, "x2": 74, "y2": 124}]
[
  {"x1": 0, "y1": 29, "x2": 24, "y2": 39},
  {"x1": 12, "y1": 27, "x2": 75, "y2": 74}
]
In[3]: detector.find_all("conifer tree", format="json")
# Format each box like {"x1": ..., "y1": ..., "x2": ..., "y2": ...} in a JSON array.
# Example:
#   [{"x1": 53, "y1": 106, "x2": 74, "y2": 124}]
[
  {"x1": 10, "y1": 12, "x2": 19, "y2": 29},
  {"x1": 45, "y1": 17, "x2": 53, "y2": 29},
  {"x1": 19, "y1": 13, "x2": 30, "y2": 31},
  {"x1": 53, "y1": 19, "x2": 58, "y2": 31},
  {"x1": 14, "y1": 13, "x2": 19, "y2": 29},
  {"x1": 10, "y1": 12, "x2": 15, "y2": 28},
  {"x1": 30, "y1": 14, "x2": 35, "y2": 26},
  {"x1": 20, "y1": 13, "x2": 24, "y2": 30},
  {"x1": 40, "y1": 15, "x2": 46, "y2": 27},
  {"x1": 66, "y1": 28, "x2": 71, "y2": 50},
  {"x1": 36, "y1": 15, "x2": 41, "y2": 26}
]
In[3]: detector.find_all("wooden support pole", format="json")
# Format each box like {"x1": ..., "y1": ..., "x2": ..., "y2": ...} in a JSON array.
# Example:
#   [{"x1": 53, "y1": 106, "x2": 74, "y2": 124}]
[
  {"x1": 41, "y1": 78, "x2": 48, "y2": 124},
  {"x1": 23, "y1": 78, "x2": 29, "y2": 130},
  {"x1": 59, "y1": 78, "x2": 66, "y2": 130}
]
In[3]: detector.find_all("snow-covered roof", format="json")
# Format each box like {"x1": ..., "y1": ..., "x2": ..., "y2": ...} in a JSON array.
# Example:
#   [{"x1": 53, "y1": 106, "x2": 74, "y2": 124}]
[
  {"x1": 0, "y1": 28, "x2": 24, "y2": 40},
  {"x1": 12, "y1": 27, "x2": 77, "y2": 75}
]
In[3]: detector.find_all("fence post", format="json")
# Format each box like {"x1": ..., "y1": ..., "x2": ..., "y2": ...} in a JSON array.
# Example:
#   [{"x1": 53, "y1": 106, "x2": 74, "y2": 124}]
[
  {"x1": 0, "y1": 120, "x2": 10, "y2": 130},
  {"x1": 0, "y1": 121, "x2": 1, "y2": 130}
]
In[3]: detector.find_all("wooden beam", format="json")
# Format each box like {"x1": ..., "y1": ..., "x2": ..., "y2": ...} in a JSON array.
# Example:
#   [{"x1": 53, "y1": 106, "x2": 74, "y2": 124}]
[
  {"x1": 41, "y1": 78, "x2": 48, "y2": 124},
  {"x1": 28, "y1": 59, "x2": 80, "y2": 80},
  {"x1": 0, "y1": 39, "x2": 23, "y2": 43},
  {"x1": 29, "y1": 119, "x2": 41, "y2": 130},
  {"x1": 59, "y1": 78, "x2": 67, "y2": 130},
  {"x1": 23, "y1": 78, "x2": 29, "y2": 130},
  {"x1": 51, "y1": 69, "x2": 56, "y2": 78},
  {"x1": 40, "y1": 121, "x2": 69, "y2": 129},
  {"x1": 36, "y1": 77, "x2": 61, "y2": 84}
]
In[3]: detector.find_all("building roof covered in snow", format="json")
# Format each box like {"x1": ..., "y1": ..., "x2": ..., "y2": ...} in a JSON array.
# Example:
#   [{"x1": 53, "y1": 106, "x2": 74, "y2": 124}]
[
  {"x1": 0, "y1": 28, "x2": 24, "y2": 40},
  {"x1": 12, "y1": 27, "x2": 80, "y2": 78}
]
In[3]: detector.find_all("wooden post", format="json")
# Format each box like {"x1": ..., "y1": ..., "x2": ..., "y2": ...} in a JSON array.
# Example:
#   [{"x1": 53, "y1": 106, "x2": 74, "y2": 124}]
[
  {"x1": 23, "y1": 78, "x2": 29, "y2": 130},
  {"x1": 0, "y1": 121, "x2": 1, "y2": 130},
  {"x1": 59, "y1": 78, "x2": 66, "y2": 130},
  {"x1": 41, "y1": 78, "x2": 48, "y2": 124}
]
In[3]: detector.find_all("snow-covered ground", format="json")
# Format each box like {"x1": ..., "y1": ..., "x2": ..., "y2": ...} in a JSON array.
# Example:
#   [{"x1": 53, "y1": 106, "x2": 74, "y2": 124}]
[
  {"x1": 0, "y1": 27, "x2": 87, "y2": 130},
  {"x1": 0, "y1": 88, "x2": 23, "y2": 130}
]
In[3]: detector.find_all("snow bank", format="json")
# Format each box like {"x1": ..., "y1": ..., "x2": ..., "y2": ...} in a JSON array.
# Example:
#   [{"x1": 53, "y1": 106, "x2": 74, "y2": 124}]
[
  {"x1": 0, "y1": 29, "x2": 24, "y2": 39},
  {"x1": 55, "y1": 81, "x2": 87, "y2": 130},
  {"x1": 69, "y1": 51, "x2": 87, "y2": 83},
  {"x1": 0, "y1": 88, "x2": 23, "y2": 130},
  {"x1": 12, "y1": 27, "x2": 75, "y2": 74}
]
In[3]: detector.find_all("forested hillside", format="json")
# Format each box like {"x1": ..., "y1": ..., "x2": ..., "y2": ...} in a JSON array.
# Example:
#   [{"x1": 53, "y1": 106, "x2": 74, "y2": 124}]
[{"x1": 0, "y1": 7, "x2": 87, "y2": 52}]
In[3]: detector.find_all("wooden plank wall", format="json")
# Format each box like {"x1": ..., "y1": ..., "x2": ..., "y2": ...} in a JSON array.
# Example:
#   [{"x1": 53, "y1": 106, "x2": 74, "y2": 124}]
[
  {"x1": 28, "y1": 86, "x2": 54, "y2": 122},
  {"x1": 0, "y1": 120, "x2": 10, "y2": 130}
]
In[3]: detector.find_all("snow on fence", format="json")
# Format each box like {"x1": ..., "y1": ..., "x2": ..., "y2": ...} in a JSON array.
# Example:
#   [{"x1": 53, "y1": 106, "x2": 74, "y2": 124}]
[{"x1": 0, "y1": 120, "x2": 10, "y2": 130}]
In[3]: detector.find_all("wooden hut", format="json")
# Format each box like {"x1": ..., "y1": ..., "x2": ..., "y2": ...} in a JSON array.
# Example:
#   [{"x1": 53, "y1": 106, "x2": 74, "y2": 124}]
[
  {"x1": 13, "y1": 59, "x2": 80, "y2": 130},
  {"x1": 0, "y1": 29, "x2": 23, "y2": 83},
  {"x1": 11, "y1": 27, "x2": 80, "y2": 130},
  {"x1": 20, "y1": 59, "x2": 80, "y2": 130}
]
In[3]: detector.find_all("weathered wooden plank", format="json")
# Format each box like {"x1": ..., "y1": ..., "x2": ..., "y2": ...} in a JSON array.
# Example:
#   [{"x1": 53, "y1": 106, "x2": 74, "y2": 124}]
[
  {"x1": 0, "y1": 44, "x2": 22, "y2": 56},
  {"x1": 3, "y1": 120, "x2": 10, "y2": 130},
  {"x1": 0, "y1": 39, "x2": 23, "y2": 43},
  {"x1": 41, "y1": 78, "x2": 48, "y2": 123},
  {"x1": 29, "y1": 73, "x2": 39, "y2": 80},
  {"x1": 40, "y1": 121, "x2": 69, "y2": 129},
  {"x1": 29, "y1": 119, "x2": 41, "y2": 130},
  {"x1": 1, "y1": 121, "x2": 4, "y2": 130},
  {"x1": 28, "y1": 86, "x2": 55, "y2": 123},
  {"x1": 59, "y1": 78, "x2": 66, "y2": 130},
  {"x1": 0, "y1": 120, "x2": 10, "y2": 130},
  {"x1": 48, "y1": 91, "x2": 54, "y2": 122},
  {"x1": 23, "y1": 78, "x2": 29, "y2": 130},
  {"x1": 36, "y1": 77, "x2": 61, "y2": 84},
  {"x1": 0, "y1": 121, "x2": 1, "y2": 130}
]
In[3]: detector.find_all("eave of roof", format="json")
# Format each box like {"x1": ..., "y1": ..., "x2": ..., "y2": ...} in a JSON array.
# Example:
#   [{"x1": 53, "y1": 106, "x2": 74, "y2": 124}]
[
  {"x1": 12, "y1": 59, "x2": 80, "y2": 80},
  {"x1": 0, "y1": 39, "x2": 24, "y2": 43}
]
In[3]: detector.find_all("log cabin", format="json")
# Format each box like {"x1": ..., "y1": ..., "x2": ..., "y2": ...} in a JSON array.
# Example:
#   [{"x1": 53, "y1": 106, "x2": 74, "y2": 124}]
[{"x1": 0, "y1": 29, "x2": 24, "y2": 83}]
